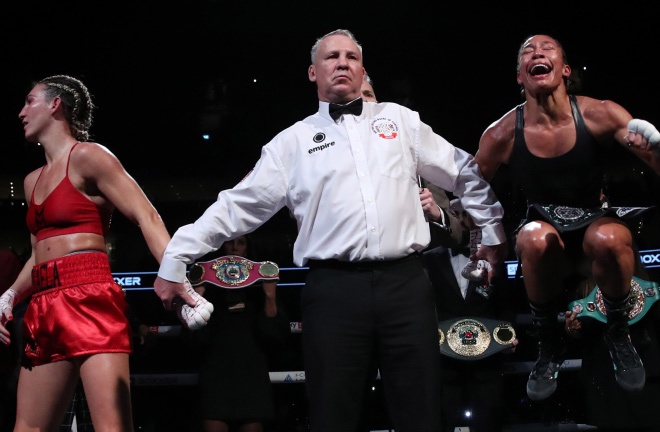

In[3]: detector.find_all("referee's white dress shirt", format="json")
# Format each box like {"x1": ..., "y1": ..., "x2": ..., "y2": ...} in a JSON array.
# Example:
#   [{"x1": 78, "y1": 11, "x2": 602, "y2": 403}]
[{"x1": 158, "y1": 101, "x2": 506, "y2": 282}]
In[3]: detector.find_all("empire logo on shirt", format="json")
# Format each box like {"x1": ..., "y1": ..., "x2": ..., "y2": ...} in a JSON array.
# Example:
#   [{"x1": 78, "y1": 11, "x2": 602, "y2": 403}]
[
  {"x1": 371, "y1": 118, "x2": 399, "y2": 139},
  {"x1": 308, "y1": 132, "x2": 335, "y2": 154}
]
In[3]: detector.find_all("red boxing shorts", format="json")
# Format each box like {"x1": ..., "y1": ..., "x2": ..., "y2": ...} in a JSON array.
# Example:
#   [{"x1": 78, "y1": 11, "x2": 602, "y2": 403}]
[{"x1": 23, "y1": 252, "x2": 132, "y2": 367}]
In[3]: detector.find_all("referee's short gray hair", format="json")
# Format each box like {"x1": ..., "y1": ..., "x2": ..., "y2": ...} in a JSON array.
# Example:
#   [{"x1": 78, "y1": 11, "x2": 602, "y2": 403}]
[{"x1": 310, "y1": 29, "x2": 362, "y2": 63}]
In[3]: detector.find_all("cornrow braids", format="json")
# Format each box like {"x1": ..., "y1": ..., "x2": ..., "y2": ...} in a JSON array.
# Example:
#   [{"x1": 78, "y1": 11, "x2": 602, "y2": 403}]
[{"x1": 39, "y1": 75, "x2": 95, "y2": 141}]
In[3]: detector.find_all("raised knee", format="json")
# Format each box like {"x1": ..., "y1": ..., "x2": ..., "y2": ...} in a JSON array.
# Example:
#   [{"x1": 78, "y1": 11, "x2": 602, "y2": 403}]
[
  {"x1": 584, "y1": 223, "x2": 632, "y2": 256},
  {"x1": 516, "y1": 223, "x2": 560, "y2": 257}
]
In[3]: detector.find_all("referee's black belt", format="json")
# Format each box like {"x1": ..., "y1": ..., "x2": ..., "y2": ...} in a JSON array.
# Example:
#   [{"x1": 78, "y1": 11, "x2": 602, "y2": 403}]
[{"x1": 307, "y1": 253, "x2": 420, "y2": 271}]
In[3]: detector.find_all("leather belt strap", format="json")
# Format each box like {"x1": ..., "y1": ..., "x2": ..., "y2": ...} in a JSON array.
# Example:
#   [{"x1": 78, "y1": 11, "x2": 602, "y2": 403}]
[
  {"x1": 187, "y1": 255, "x2": 279, "y2": 288},
  {"x1": 438, "y1": 317, "x2": 516, "y2": 361},
  {"x1": 307, "y1": 253, "x2": 420, "y2": 271}
]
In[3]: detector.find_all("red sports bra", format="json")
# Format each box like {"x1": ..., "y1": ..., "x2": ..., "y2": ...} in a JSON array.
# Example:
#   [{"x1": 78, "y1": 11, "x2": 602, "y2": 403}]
[{"x1": 26, "y1": 143, "x2": 112, "y2": 241}]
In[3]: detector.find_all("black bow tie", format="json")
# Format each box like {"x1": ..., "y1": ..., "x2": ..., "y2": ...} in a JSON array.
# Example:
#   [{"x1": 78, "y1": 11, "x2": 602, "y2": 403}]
[{"x1": 329, "y1": 98, "x2": 363, "y2": 121}]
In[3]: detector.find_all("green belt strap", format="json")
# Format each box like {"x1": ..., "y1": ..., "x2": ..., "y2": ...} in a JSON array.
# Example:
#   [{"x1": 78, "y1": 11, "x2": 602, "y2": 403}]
[{"x1": 568, "y1": 277, "x2": 660, "y2": 325}]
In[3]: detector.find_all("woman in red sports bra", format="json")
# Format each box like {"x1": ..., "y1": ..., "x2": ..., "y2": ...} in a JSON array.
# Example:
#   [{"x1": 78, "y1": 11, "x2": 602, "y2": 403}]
[{"x1": 0, "y1": 75, "x2": 199, "y2": 431}]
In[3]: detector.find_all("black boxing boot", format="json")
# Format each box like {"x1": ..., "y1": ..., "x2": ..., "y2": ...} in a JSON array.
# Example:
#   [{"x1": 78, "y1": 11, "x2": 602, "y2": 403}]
[
  {"x1": 603, "y1": 291, "x2": 645, "y2": 391},
  {"x1": 526, "y1": 301, "x2": 566, "y2": 401}
]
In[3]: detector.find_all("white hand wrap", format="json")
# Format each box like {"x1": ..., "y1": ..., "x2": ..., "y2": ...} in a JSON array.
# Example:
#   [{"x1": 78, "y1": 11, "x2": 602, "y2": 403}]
[
  {"x1": 0, "y1": 289, "x2": 17, "y2": 325},
  {"x1": 628, "y1": 119, "x2": 660, "y2": 149},
  {"x1": 460, "y1": 229, "x2": 492, "y2": 283},
  {"x1": 175, "y1": 279, "x2": 214, "y2": 331},
  {"x1": 461, "y1": 259, "x2": 492, "y2": 283}
]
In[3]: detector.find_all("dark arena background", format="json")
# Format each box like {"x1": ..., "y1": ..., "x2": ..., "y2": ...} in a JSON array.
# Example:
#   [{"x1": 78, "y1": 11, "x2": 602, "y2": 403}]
[{"x1": 1, "y1": 1, "x2": 660, "y2": 431}]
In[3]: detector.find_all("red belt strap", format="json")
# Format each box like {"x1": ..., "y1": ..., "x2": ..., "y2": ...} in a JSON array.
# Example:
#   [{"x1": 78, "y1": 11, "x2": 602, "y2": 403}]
[{"x1": 187, "y1": 255, "x2": 279, "y2": 288}]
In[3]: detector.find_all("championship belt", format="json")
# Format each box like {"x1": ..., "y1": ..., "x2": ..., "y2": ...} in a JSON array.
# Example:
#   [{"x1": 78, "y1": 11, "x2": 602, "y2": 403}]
[
  {"x1": 187, "y1": 255, "x2": 280, "y2": 288},
  {"x1": 438, "y1": 317, "x2": 516, "y2": 361},
  {"x1": 568, "y1": 277, "x2": 660, "y2": 325},
  {"x1": 525, "y1": 204, "x2": 654, "y2": 233}
]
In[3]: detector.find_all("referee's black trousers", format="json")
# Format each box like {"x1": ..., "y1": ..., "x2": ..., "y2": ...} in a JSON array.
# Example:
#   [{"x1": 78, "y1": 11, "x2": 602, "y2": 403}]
[{"x1": 302, "y1": 254, "x2": 442, "y2": 432}]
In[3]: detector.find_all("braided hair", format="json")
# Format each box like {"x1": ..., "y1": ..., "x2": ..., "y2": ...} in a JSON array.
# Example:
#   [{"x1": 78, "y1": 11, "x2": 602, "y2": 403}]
[{"x1": 38, "y1": 75, "x2": 95, "y2": 141}]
